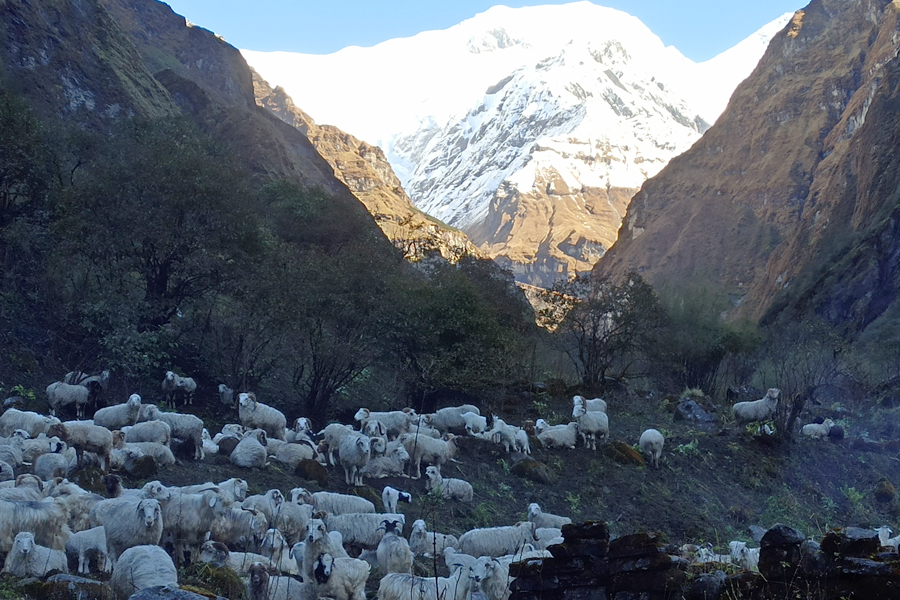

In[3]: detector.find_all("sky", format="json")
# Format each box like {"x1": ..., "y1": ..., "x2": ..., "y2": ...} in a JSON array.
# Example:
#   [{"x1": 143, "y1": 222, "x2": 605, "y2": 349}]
[{"x1": 162, "y1": 0, "x2": 802, "y2": 63}]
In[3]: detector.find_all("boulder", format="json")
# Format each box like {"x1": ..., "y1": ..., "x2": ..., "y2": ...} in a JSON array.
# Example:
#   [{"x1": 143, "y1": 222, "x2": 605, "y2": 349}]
[{"x1": 674, "y1": 398, "x2": 717, "y2": 425}]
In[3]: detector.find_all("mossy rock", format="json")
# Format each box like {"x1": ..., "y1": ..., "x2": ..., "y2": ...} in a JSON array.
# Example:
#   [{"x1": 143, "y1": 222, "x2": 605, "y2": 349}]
[
  {"x1": 601, "y1": 441, "x2": 646, "y2": 466},
  {"x1": 72, "y1": 467, "x2": 107, "y2": 494},
  {"x1": 14, "y1": 575, "x2": 112, "y2": 600},
  {"x1": 180, "y1": 562, "x2": 248, "y2": 600},
  {"x1": 294, "y1": 459, "x2": 328, "y2": 487},
  {"x1": 874, "y1": 478, "x2": 896, "y2": 503},
  {"x1": 126, "y1": 454, "x2": 158, "y2": 478},
  {"x1": 511, "y1": 458, "x2": 558, "y2": 484}
]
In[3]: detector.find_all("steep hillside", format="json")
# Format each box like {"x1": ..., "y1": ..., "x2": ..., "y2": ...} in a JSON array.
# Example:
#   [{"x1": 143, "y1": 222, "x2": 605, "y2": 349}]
[{"x1": 599, "y1": 0, "x2": 900, "y2": 334}]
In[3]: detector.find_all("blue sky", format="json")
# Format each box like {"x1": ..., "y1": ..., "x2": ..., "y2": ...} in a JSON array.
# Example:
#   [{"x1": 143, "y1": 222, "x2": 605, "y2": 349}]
[{"x1": 163, "y1": 0, "x2": 802, "y2": 63}]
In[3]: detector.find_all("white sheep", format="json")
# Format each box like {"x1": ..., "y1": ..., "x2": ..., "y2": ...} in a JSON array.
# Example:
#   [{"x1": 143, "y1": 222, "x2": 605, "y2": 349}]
[
  {"x1": 18, "y1": 433, "x2": 66, "y2": 463},
  {"x1": 46, "y1": 381, "x2": 90, "y2": 418},
  {"x1": 382, "y1": 486, "x2": 412, "y2": 514},
  {"x1": 65, "y1": 525, "x2": 110, "y2": 574},
  {"x1": 377, "y1": 564, "x2": 473, "y2": 600},
  {"x1": 377, "y1": 518, "x2": 413, "y2": 574},
  {"x1": 123, "y1": 418, "x2": 171, "y2": 446},
  {"x1": 325, "y1": 512, "x2": 406, "y2": 551},
  {"x1": 239, "y1": 392, "x2": 287, "y2": 440},
  {"x1": 210, "y1": 506, "x2": 269, "y2": 552},
  {"x1": 515, "y1": 428, "x2": 531, "y2": 454},
  {"x1": 312, "y1": 552, "x2": 369, "y2": 600},
  {"x1": 399, "y1": 432, "x2": 457, "y2": 479},
  {"x1": 2, "y1": 530, "x2": 68, "y2": 577},
  {"x1": 303, "y1": 518, "x2": 350, "y2": 583},
  {"x1": 409, "y1": 519, "x2": 458, "y2": 558},
  {"x1": 93, "y1": 394, "x2": 142, "y2": 430},
  {"x1": 96, "y1": 498, "x2": 163, "y2": 563},
  {"x1": 119, "y1": 440, "x2": 176, "y2": 466},
  {"x1": 425, "y1": 466, "x2": 473, "y2": 502},
  {"x1": 318, "y1": 422, "x2": 355, "y2": 466},
  {"x1": 457, "y1": 521, "x2": 537, "y2": 557},
  {"x1": 354, "y1": 407, "x2": 417, "y2": 439},
  {"x1": 572, "y1": 404, "x2": 609, "y2": 449},
  {"x1": 162, "y1": 489, "x2": 227, "y2": 567},
  {"x1": 242, "y1": 488, "x2": 286, "y2": 525},
  {"x1": 876, "y1": 526, "x2": 900, "y2": 551},
  {"x1": 259, "y1": 527, "x2": 299, "y2": 575},
  {"x1": 573, "y1": 395, "x2": 607, "y2": 413},
  {"x1": 275, "y1": 501, "x2": 314, "y2": 547},
  {"x1": 535, "y1": 421, "x2": 579, "y2": 449},
  {"x1": 801, "y1": 418, "x2": 835, "y2": 439},
  {"x1": 0, "y1": 442, "x2": 23, "y2": 471},
  {"x1": 140, "y1": 406, "x2": 204, "y2": 460},
  {"x1": 34, "y1": 451, "x2": 70, "y2": 481},
  {"x1": 64, "y1": 370, "x2": 110, "y2": 409},
  {"x1": 732, "y1": 388, "x2": 780, "y2": 424},
  {"x1": 461, "y1": 411, "x2": 488, "y2": 435},
  {"x1": 218, "y1": 383, "x2": 234, "y2": 407},
  {"x1": 180, "y1": 477, "x2": 248, "y2": 506},
  {"x1": 534, "y1": 527, "x2": 563, "y2": 549},
  {"x1": 339, "y1": 432, "x2": 372, "y2": 486},
  {"x1": 527, "y1": 503, "x2": 571, "y2": 529},
  {"x1": 639, "y1": 428, "x2": 665, "y2": 469},
  {"x1": 46, "y1": 479, "x2": 104, "y2": 532},
  {"x1": 274, "y1": 441, "x2": 318, "y2": 468},
  {"x1": 0, "y1": 497, "x2": 71, "y2": 553},
  {"x1": 47, "y1": 421, "x2": 112, "y2": 472},
  {"x1": 232, "y1": 428, "x2": 269, "y2": 469},
  {"x1": 161, "y1": 370, "x2": 196, "y2": 408},
  {"x1": 472, "y1": 556, "x2": 511, "y2": 600},
  {"x1": 247, "y1": 561, "x2": 312, "y2": 600},
  {"x1": 361, "y1": 443, "x2": 410, "y2": 479},
  {"x1": 298, "y1": 489, "x2": 376, "y2": 515},
  {"x1": 0, "y1": 461, "x2": 12, "y2": 482},
  {"x1": 110, "y1": 544, "x2": 177, "y2": 600},
  {"x1": 443, "y1": 546, "x2": 477, "y2": 573},
  {"x1": 728, "y1": 540, "x2": 760, "y2": 571},
  {"x1": 0, "y1": 408, "x2": 60, "y2": 438},
  {"x1": 202, "y1": 428, "x2": 219, "y2": 455},
  {"x1": 199, "y1": 540, "x2": 277, "y2": 574},
  {"x1": 424, "y1": 405, "x2": 481, "y2": 433}
]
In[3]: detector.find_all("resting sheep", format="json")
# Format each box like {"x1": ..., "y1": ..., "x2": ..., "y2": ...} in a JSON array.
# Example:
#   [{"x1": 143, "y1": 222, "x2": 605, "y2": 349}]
[
  {"x1": 34, "y1": 451, "x2": 70, "y2": 481},
  {"x1": 361, "y1": 443, "x2": 410, "y2": 479},
  {"x1": 732, "y1": 388, "x2": 780, "y2": 424},
  {"x1": 123, "y1": 418, "x2": 171, "y2": 447},
  {"x1": 293, "y1": 489, "x2": 376, "y2": 515},
  {"x1": 802, "y1": 418, "x2": 835, "y2": 439},
  {"x1": 458, "y1": 521, "x2": 536, "y2": 557},
  {"x1": 199, "y1": 539, "x2": 277, "y2": 574},
  {"x1": 424, "y1": 405, "x2": 480, "y2": 433},
  {"x1": 239, "y1": 392, "x2": 287, "y2": 440},
  {"x1": 46, "y1": 381, "x2": 90, "y2": 419},
  {"x1": 535, "y1": 421, "x2": 578, "y2": 450},
  {"x1": 274, "y1": 441, "x2": 318, "y2": 468},
  {"x1": 376, "y1": 519, "x2": 413, "y2": 574},
  {"x1": 425, "y1": 465, "x2": 473, "y2": 502},
  {"x1": 313, "y1": 552, "x2": 369, "y2": 600},
  {"x1": 2, "y1": 530, "x2": 68, "y2": 577},
  {"x1": 527, "y1": 503, "x2": 571, "y2": 529},
  {"x1": 232, "y1": 428, "x2": 269, "y2": 469},
  {"x1": 111, "y1": 544, "x2": 177, "y2": 600},
  {"x1": 639, "y1": 428, "x2": 665, "y2": 469},
  {"x1": 377, "y1": 564, "x2": 473, "y2": 600},
  {"x1": 472, "y1": 556, "x2": 511, "y2": 600},
  {"x1": 409, "y1": 519, "x2": 458, "y2": 558},
  {"x1": 93, "y1": 394, "x2": 142, "y2": 430},
  {"x1": 728, "y1": 540, "x2": 760, "y2": 571},
  {"x1": 382, "y1": 486, "x2": 412, "y2": 514}
]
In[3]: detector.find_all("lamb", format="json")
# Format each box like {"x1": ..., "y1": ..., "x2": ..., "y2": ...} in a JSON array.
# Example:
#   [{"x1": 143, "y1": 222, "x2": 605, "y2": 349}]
[
  {"x1": 424, "y1": 405, "x2": 481, "y2": 433},
  {"x1": 318, "y1": 423, "x2": 355, "y2": 466},
  {"x1": 110, "y1": 545, "x2": 177, "y2": 600},
  {"x1": 376, "y1": 519, "x2": 413, "y2": 574},
  {"x1": 210, "y1": 506, "x2": 269, "y2": 552},
  {"x1": 232, "y1": 428, "x2": 269, "y2": 468},
  {"x1": 293, "y1": 489, "x2": 376, "y2": 516},
  {"x1": 199, "y1": 539, "x2": 277, "y2": 574},
  {"x1": 535, "y1": 421, "x2": 579, "y2": 450},
  {"x1": 339, "y1": 432, "x2": 372, "y2": 486},
  {"x1": 140, "y1": 406, "x2": 204, "y2": 460},
  {"x1": 46, "y1": 381, "x2": 90, "y2": 419},
  {"x1": 639, "y1": 428, "x2": 665, "y2": 469},
  {"x1": 47, "y1": 421, "x2": 113, "y2": 472},
  {"x1": 247, "y1": 560, "x2": 312, "y2": 600},
  {"x1": 461, "y1": 411, "x2": 488, "y2": 435},
  {"x1": 259, "y1": 527, "x2": 300, "y2": 574},
  {"x1": 94, "y1": 498, "x2": 163, "y2": 563},
  {"x1": 515, "y1": 428, "x2": 531, "y2": 455},
  {"x1": 409, "y1": 519, "x2": 458, "y2": 558},
  {"x1": 728, "y1": 540, "x2": 760, "y2": 571},
  {"x1": 572, "y1": 403, "x2": 609, "y2": 449},
  {"x1": 0, "y1": 497, "x2": 71, "y2": 552},
  {"x1": 802, "y1": 418, "x2": 835, "y2": 439},
  {"x1": 0, "y1": 408, "x2": 60, "y2": 438},
  {"x1": 325, "y1": 512, "x2": 406, "y2": 551},
  {"x1": 382, "y1": 486, "x2": 412, "y2": 514},
  {"x1": 457, "y1": 521, "x2": 537, "y2": 557},
  {"x1": 425, "y1": 466, "x2": 473, "y2": 502},
  {"x1": 732, "y1": 388, "x2": 780, "y2": 424},
  {"x1": 243, "y1": 488, "x2": 286, "y2": 524},
  {"x1": 93, "y1": 394, "x2": 142, "y2": 430},
  {"x1": 303, "y1": 518, "x2": 350, "y2": 583},
  {"x1": 2, "y1": 531, "x2": 68, "y2": 577},
  {"x1": 123, "y1": 418, "x2": 171, "y2": 446},
  {"x1": 354, "y1": 407, "x2": 417, "y2": 439},
  {"x1": 239, "y1": 392, "x2": 287, "y2": 440},
  {"x1": 361, "y1": 443, "x2": 410, "y2": 479},
  {"x1": 313, "y1": 552, "x2": 369, "y2": 600},
  {"x1": 65, "y1": 525, "x2": 110, "y2": 574},
  {"x1": 572, "y1": 395, "x2": 607, "y2": 413},
  {"x1": 377, "y1": 564, "x2": 473, "y2": 600},
  {"x1": 472, "y1": 556, "x2": 511, "y2": 600},
  {"x1": 399, "y1": 432, "x2": 457, "y2": 478},
  {"x1": 526, "y1": 503, "x2": 571, "y2": 529},
  {"x1": 444, "y1": 546, "x2": 477, "y2": 573},
  {"x1": 161, "y1": 489, "x2": 226, "y2": 566}
]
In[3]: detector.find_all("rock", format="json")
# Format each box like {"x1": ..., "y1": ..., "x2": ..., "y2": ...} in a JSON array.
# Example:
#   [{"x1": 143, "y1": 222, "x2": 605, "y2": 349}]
[
  {"x1": 562, "y1": 521, "x2": 610, "y2": 541},
  {"x1": 179, "y1": 562, "x2": 248, "y2": 600},
  {"x1": 748, "y1": 525, "x2": 767, "y2": 543},
  {"x1": 36, "y1": 574, "x2": 113, "y2": 600},
  {"x1": 834, "y1": 557, "x2": 895, "y2": 577},
  {"x1": 126, "y1": 454, "x2": 158, "y2": 478},
  {"x1": 760, "y1": 524, "x2": 806, "y2": 547},
  {"x1": 511, "y1": 458, "x2": 558, "y2": 484},
  {"x1": 216, "y1": 435, "x2": 240, "y2": 456},
  {"x1": 686, "y1": 570, "x2": 727, "y2": 600},
  {"x1": 607, "y1": 532, "x2": 661, "y2": 559},
  {"x1": 799, "y1": 540, "x2": 828, "y2": 578},
  {"x1": 127, "y1": 585, "x2": 223, "y2": 600},
  {"x1": 72, "y1": 467, "x2": 107, "y2": 494},
  {"x1": 601, "y1": 442, "x2": 646, "y2": 466},
  {"x1": 820, "y1": 527, "x2": 880, "y2": 558},
  {"x1": 759, "y1": 524, "x2": 805, "y2": 580},
  {"x1": 295, "y1": 459, "x2": 328, "y2": 486},
  {"x1": 828, "y1": 425, "x2": 845, "y2": 440},
  {"x1": 674, "y1": 398, "x2": 717, "y2": 425}
]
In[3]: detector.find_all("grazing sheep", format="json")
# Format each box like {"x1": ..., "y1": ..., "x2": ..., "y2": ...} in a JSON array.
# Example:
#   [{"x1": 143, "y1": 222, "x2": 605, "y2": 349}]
[
  {"x1": 399, "y1": 432, "x2": 457, "y2": 479},
  {"x1": 260, "y1": 527, "x2": 300, "y2": 575},
  {"x1": 199, "y1": 539, "x2": 277, "y2": 574},
  {"x1": 339, "y1": 432, "x2": 372, "y2": 486},
  {"x1": 572, "y1": 404, "x2": 609, "y2": 449},
  {"x1": 572, "y1": 395, "x2": 607, "y2": 413},
  {"x1": 535, "y1": 421, "x2": 579, "y2": 449},
  {"x1": 325, "y1": 512, "x2": 406, "y2": 551},
  {"x1": 376, "y1": 519, "x2": 413, "y2": 575},
  {"x1": 140, "y1": 406, "x2": 204, "y2": 460},
  {"x1": 239, "y1": 393, "x2": 287, "y2": 440},
  {"x1": 377, "y1": 564, "x2": 473, "y2": 600},
  {"x1": 46, "y1": 381, "x2": 91, "y2": 419},
  {"x1": 247, "y1": 560, "x2": 312, "y2": 600},
  {"x1": 94, "y1": 498, "x2": 163, "y2": 563},
  {"x1": 732, "y1": 388, "x2": 780, "y2": 424},
  {"x1": 303, "y1": 519, "x2": 349, "y2": 583},
  {"x1": 424, "y1": 405, "x2": 481, "y2": 433},
  {"x1": 802, "y1": 418, "x2": 835, "y2": 439},
  {"x1": 93, "y1": 394, "x2": 142, "y2": 430},
  {"x1": 111, "y1": 545, "x2": 177, "y2": 600},
  {"x1": 232, "y1": 428, "x2": 269, "y2": 469},
  {"x1": 318, "y1": 423, "x2": 355, "y2": 466},
  {"x1": 728, "y1": 540, "x2": 760, "y2": 571},
  {"x1": 123, "y1": 419, "x2": 171, "y2": 446},
  {"x1": 472, "y1": 556, "x2": 511, "y2": 600},
  {"x1": 381, "y1": 486, "x2": 412, "y2": 514},
  {"x1": 425, "y1": 466, "x2": 473, "y2": 502},
  {"x1": 162, "y1": 490, "x2": 227, "y2": 567},
  {"x1": 313, "y1": 552, "x2": 369, "y2": 600},
  {"x1": 461, "y1": 411, "x2": 488, "y2": 435},
  {"x1": 457, "y1": 521, "x2": 537, "y2": 557},
  {"x1": 2, "y1": 531, "x2": 68, "y2": 577},
  {"x1": 0, "y1": 497, "x2": 71, "y2": 552},
  {"x1": 0, "y1": 408, "x2": 60, "y2": 438},
  {"x1": 527, "y1": 503, "x2": 571, "y2": 529},
  {"x1": 65, "y1": 525, "x2": 110, "y2": 574},
  {"x1": 361, "y1": 443, "x2": 410, "y2": 479},
  {"x1": 444, "y1": 546, "x2": 477, "y2": 573},
  {"x1": 47, "y1": 421, "x2": 113, "y2": 472},
  {"x1": 639, "y1": 428, "x2": 665, "y2": 469},
  {"x1": 354, "y1": 408, "x2": 417, "y2": 440},
  {"x1": 210, "y1": 506, "x2": 269, "y2": 552},
  {"x1": 294, "y1": 489, "x2": 377, "y2": 516},
  {"x1": 409, "y1": 519, "x2": 458, "y2": 558}
]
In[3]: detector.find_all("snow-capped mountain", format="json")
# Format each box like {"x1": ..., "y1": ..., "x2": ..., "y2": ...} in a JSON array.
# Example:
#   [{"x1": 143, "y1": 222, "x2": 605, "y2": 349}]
[{"x1": 244, "y1": 2, "x2": 792, "y2": 286}]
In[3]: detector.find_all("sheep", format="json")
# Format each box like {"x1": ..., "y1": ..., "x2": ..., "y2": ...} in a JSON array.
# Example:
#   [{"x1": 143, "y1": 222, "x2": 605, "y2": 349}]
[
  {"x1": 443, "y1": 546, "x2": 476, "y2": 573},
  {"x1": 239, "y1": 392, "x2": 287, "y2": 440},
  {"x1": 472, "y1": 556, "x2": 511, "y2": 600},
  {"x1": 303, "y1": 518, "x2": 349, "y2": 583},
  {"x1": 639, "y1": 428, "x2": 665, "y2": 469},
  {"x1": 46, "y1": 381, "x2": 91, "y2": 419},
  {"x1": 424, "y1": 405, "x2": 481, "y2": 433},
  {"x1": 534, "y1": 527, "x2": 563, "y2": 549},
  {"x1": 313, "y1": 552, "x2": 369, "y2": 600},
  {"x1": 161, "y1": 370, "x2": 196, "y2": 408},
  {"x1": 425, "y1": 466, "x2": 473, "y2": 502},
  {"x1": 802, "y1": 418, "x2": 835, "y2": 439},
  {"x1": 535, "y1": 421, "x2": 579, "y2": 449},
  {"x1": 0, "y1": 408, "x2": 60, "y2": 438},
  {"x1": 0, "y1": 461, "x2": 12, "y2": 482},
  {"x1": 46, "y1": 421, "x2": 113, "y2": 472},
  {"x1": 141, "y1": 407, "x2": 205, "y2": 460},
  {"x1": 181, "y1": 477, "x2": 248, "y2": 506},
  {"x1": 113, "y1": 479, "x2": 173, "y2": 502},
  {"x1": 377, "y1": 563, "x2": 473, "y2": 600},
  {"x1": 64, "y1": 370, "x2": 110, "y2": 410},
  {"x1": 93, "y1": 498, "x2": 163, "y2": 563},
  {"x1": 65, "y1": 525, "x2": 110, "y2": 574},
  {"x1": 93, "y1": 394, "x2": 142, "y2": 430},
  {"x1": 485, "y1": 416, "x2": 518, "y2": 452},
  {"x1": 176, "y1": 374, "x2": 197, "y2": 404},
  {"x1": 362, "y1": 419, "x2": 388, "y2": 441},
  {"x1": 286, "y1": 417, "x2": 315, "y2": 445},
  {"x1": 34, "y1": 451, "x2": 71, "y2": 482},
  {"x1": 694, "y1": 543, "x2": 733, "y2": 565},
  {"x1": 199, "y1": 539, "x2": 277, "y2": 574},
  {"x1": 162, "y1": 489, "x2": 226, "y2": 567},
  {"x1": 247, "y1": 560, "x2": 312, "y2": 600},
  {"x1": 110, "y1": 545, "x2": 177, "y2": 600},
  {"x1": 243, "y1": 489, "x2": 286, "y2": 524},
  {"x1": 0, "y1": 442, "x2": 23, "y2": 470},
  {"x1": 354, "y1": 407, "x2": 417, "y2": 440},
  {"x1": 274, "y1": 441, "x2": 318, "y2": 468},
  {"x1": 728, "y1": 540, "x2": 760, "y2": 571},
  {"x1": 526, "y1": 503, "x2": 571, "y2": 529},
  {"x1": 573, "y1": 395, "x2": 607, "y2": 413},
  {"x1": 2, "y1": 530, "x2": 68, "y2": 577},
  {"x1": 461, "y1": 411, "x2": 488, "y2": 435},
  {"x1": 732, "y1": 388, "x2": 780, "y2": 424},
  {"x1": 399, "y1": 432, "x2": 457, "y2": 479},
  {"x1": 382, "y1": 486, "x2": 412, "y2": 514},
  {"x1": 339, "y1": 432, "x2": 372, "y2": 486},
  {"x1": 18, "y1": 433, "x2": 66, "y2": 463},
  {"x1": 0, "y1": 496, "x2": 70, "y2": 552},
  {"x1": 409, "y1": 519, "x2": 458, "y2": 558},
  {"x1": 118, "y1": 441, "x2": 176, "y2": 466},
  {"x1": 457, "y1": 521, "x2": 537, "y2": 557},
  {"x1": 232, "y1": 428, "x2": 269, "y2": 468},
  {"x1": 876, "y1": 526, "x2": 900, "y2": 551},
  {"x1": 123, "y1": 419, "x2": 171, "y2": 446},
  {"x1": 260, "y1": 527, "x2": 300, "y2": 575},
  {"x1": 202, "y1": 428, "x2": 219, "y2": 455},
  {"x1": 46, "y1": 480, "x2": 104, "y2": 532},
  {"x1": 210, "y1": 506, "x2": 269, "y2": 552},
  {"x1": 376, "y1": 519, "x2": 413, "y2": 574},
  {"x1": 318, "y1": 423, "x2": 355, "y2": 466},
  {"x1": 325, "y1": 512, "x2": 406, "y2": 551},
  {"x1": 361, "y1": 443, "x2": 410, "y2": 479},
  {"x1": 274, "y1": 501, "x2": 315, "y2": 547},
  {"x1": 293, "y1": 489, "x2": 377, "y2": 516},
  {"x1": 572, "y1": 404, "x2": 609, "y2": 450},
  {"x1": 515, "y1": 428, "x2": 531, "y2": 455},
  {"x1": 218, "y1": 383, "x2": 235, "y2": 407}
]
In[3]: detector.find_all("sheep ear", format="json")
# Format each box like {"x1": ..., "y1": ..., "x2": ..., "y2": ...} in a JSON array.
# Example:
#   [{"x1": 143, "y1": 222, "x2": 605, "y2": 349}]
[{"x1": 208, "y1": 496, "x2": 217, "y2": 508}]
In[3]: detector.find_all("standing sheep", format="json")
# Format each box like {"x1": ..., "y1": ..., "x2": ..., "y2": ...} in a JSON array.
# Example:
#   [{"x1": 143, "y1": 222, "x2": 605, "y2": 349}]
[
  {"x1": 423, "y1": 405, "x2": 481, "y2": 434},
  {"x1": 96, "y1": 498, "x2": 164, "y2": 563},
  {"x1": 458, "y1": 521, "x2": 537, "y2": 557},
  {"x1": 376, "y1": 519, "x2": 413, "y2": 574},
  {"x1": 93, "y1": 394, "x2": 142, "y2": 430},
  {"x1": 239, "y1": 393, "x2": 287, "y2": 440},
  {"x1": 381, "y1": 486, "x2": 412, "y2": 514},
  {"x1": 65, "y1": 525, "x2": 110, "y2": 574},
  {"x1": 732, "y1": 388, "x2": 780, "y2": 424},
  {"x1": 140, "y1": 406, "x2": 204, "y2": 460},
  {"x1": 313, "y1": 552, "x2": 370, "y2": 600},
  {"x1": 409, "y1": 519, "x2": 458, "y2": 558},
  {"x1": 325, "y1": 512, "x2": 406, "y2": 551},
  {"x1": 425, "y1": 466, "x2": 473, "y2": 502},
  {"x1": 46, "y1": 382, "x2": 91, "y2": 419},
  {"x1": 0, "y1": 408, "x2": 60, "y2": 438},
  {"x1": 572, "y1": 395, "x2": 607, "y2": 413},
  {"x1": 162, "y1": 490, "x2": 227, "y2": 567},
  {"x1": 294, "y1": 489, "x2": 377, "y2": 516},
  {"x1": 0, "y1": 497, "x2": 71, "y2": 552},
  {"x1": 110, "y1": 545, "x2": 177, "y2": 600},
  {"x1": 639, "y1": 428, "x2": 665, "y2": 469},
  {"x1": 210, "y1": 507, "x2": 269, "y2": 552},
  {"x1": 339, "y1": 432, "x2": 372, "y2": 486},
  {"x1": 399, "y1": 432, "x2": 457, "y2": 479},
  {"x1": 47, "y1": 421, "x2": 113, "y2": 472},
  {"x1": 572, "y1": 404, "x2": 609, "y2": 450},
  {"x1": 303, "y1": 519, "x2": 350, "y2": 583},
  {"x1": 527, "y1": 503, "x2": 571, "y2": 529},
  {"x1": 354, "y1": 408, "x2": 416, "y2": 439},
  {"x1": 2, "y1": 531, "x2": 68, "y2": 577}
]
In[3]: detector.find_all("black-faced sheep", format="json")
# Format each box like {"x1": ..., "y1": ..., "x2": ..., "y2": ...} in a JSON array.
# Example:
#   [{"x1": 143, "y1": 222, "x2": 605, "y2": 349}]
[
  {"x1": 65, "y1": 525, "x2": 110, "y2": 574},
  {"x1": 376, "y1": 519, "x2": 413, "y2": 574},
  {"x1": 313, "y1": 552, "x2": 369, "y2": 600},
  {"x1": 303, "y1": 518, "x2": 349, "y2": 583}
]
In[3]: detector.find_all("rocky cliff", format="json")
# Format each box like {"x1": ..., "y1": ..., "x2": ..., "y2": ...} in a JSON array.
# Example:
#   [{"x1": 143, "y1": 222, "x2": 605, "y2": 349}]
[{"x1": 598, "y1": 0, "x2": 900, "y2": 333}]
